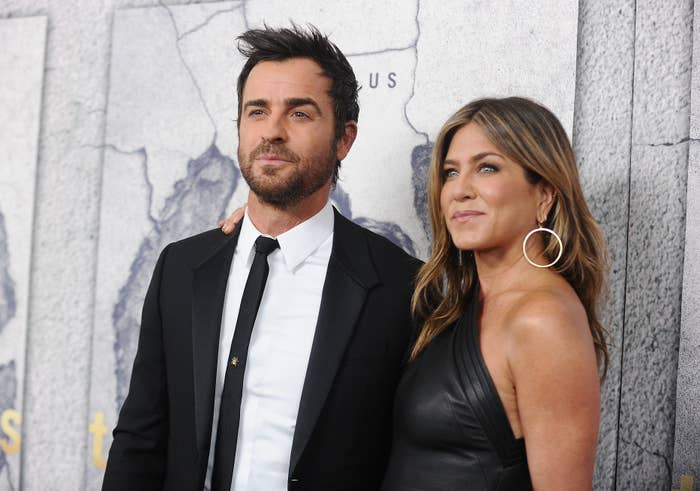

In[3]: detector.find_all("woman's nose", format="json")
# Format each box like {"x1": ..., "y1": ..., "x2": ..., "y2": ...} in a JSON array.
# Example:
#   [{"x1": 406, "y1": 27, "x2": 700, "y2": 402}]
[{"x1": 452, "y1": 174, "x2": 475, "y2": 201}]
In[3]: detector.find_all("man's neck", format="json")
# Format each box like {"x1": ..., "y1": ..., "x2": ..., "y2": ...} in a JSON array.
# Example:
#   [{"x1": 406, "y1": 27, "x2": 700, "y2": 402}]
[{"x1": 246, "y1": 190, "x2": 330, "y2": 237}]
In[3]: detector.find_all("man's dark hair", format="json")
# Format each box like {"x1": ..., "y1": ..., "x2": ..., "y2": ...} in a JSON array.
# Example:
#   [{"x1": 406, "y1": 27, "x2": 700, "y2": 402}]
[{"x1": 236, "y1": 24, "x2": 360, "y2": 182}]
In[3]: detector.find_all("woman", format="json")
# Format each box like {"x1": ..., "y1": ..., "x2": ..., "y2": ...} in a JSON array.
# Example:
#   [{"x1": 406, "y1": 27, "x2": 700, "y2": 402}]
[
  {"x1": 381, "y1": 97, "x2": 607, "y2": 490},
  {"x1": 220, "y1": 96, "x2": 608, "y2": 490}
]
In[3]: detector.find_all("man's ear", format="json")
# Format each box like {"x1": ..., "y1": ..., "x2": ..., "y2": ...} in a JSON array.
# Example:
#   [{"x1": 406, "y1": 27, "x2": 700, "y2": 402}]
[
  {"x1": 536, "y1": 182, "x2": 557, "y2": 224},
  {"x1": 336, "y1": 121, "x2": 358, "y2": 161}
]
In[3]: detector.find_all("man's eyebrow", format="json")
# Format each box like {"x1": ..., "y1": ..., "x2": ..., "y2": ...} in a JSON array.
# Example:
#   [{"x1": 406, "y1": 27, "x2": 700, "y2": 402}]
[
  {"x1": 286, "y1": 97, "x2": 322, "y2": 113},
  {"x1": 243, "y1": 98, "x2": 268, "y2": 110}
]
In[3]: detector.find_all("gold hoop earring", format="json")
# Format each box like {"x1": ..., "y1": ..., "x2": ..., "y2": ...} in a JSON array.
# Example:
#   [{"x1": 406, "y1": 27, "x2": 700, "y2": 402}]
[{"x1": 522, "y1": 225, "x2": 563, "y2": 268}]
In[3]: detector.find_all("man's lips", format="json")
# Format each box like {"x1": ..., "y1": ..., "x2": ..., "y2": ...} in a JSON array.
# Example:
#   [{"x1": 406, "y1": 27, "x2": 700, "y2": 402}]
[
  {"x1": 250, "y1": 142, "x2": 300, "y2": 164},
  {"x1": 256, "y1": 154, "x2": 292, "y2": 163}
]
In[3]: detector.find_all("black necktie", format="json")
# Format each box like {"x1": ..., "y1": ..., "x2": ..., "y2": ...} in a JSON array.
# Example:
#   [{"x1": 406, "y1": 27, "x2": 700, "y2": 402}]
[{"x1": 212, "y1": 235, "x2": 280, "y2": 491}]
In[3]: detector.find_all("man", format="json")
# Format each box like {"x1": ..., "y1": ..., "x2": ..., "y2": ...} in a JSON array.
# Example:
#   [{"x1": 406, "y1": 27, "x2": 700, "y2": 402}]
[{"x1": 103, "y1": 25, "x2": 421, "y2": 491}]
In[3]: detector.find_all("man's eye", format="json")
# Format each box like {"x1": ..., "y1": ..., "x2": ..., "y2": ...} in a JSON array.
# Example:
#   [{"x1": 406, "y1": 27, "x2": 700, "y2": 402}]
[
  {"x1": 292, "y1": 111, "x2": 309, "y2": 119},
  {"x1": 248, "y1": 109, "x2": 264, "y2": 117}
]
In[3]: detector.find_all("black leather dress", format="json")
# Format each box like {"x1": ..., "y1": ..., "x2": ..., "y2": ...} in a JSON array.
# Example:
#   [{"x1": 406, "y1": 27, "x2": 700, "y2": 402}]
[{"x1": 382, "y1": 289, "x2": 532, "y2": 491}]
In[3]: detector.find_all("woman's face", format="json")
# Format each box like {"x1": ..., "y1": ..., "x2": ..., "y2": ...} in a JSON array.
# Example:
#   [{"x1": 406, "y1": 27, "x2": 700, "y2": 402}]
[{"x1": 440, "y1": 123, "x2": 550, "y2": 254}]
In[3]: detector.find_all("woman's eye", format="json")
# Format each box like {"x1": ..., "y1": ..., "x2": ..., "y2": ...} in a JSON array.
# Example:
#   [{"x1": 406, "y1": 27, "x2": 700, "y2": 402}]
[
  {"x1": 443, "y1": 168, "x2": 458, "y2": 179},
  {"x1": 478, "y1": 163, "x2": 498, "y2": 173}
]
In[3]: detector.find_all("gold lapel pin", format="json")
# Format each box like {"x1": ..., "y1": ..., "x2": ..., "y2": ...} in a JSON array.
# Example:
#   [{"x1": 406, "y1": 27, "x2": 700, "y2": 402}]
[{"x1": 231, "y1": 356, "x2": 239, "y2": 367}]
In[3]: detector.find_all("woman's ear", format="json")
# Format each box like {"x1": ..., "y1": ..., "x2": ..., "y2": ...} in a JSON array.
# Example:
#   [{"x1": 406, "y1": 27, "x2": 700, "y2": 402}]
[{"x1": 536, "y1": 182, "x2": 557, "y2": 224}]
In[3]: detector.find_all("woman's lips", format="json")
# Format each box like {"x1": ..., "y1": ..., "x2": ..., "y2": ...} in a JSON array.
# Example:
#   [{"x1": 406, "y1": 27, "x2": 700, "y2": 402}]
[{"x1": 451, "y1": 210, "x2": 484, "y2": 222}]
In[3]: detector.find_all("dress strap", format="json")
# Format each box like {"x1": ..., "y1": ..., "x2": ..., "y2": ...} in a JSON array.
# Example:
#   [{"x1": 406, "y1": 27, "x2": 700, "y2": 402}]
[{"x1": 455, "y1": 284, "x2": 527, "y2": 468}]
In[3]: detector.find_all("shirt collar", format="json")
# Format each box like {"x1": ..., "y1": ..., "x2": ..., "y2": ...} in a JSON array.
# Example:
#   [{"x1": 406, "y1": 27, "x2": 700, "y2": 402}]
[{"x1": 239, "y1": 201, "x2": 335, "y2": 272}]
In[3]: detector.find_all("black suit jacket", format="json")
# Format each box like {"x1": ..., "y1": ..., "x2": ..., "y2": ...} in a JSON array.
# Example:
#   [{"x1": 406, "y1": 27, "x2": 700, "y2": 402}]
[{"x1": 103, "y1": 209, "x2": 421, "y2": 491}]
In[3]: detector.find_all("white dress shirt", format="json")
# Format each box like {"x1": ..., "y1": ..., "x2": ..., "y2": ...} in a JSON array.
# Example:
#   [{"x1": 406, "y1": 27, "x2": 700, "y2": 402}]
[{"x1": 205, "y1": 201, "x2": 334, "y2": 491}]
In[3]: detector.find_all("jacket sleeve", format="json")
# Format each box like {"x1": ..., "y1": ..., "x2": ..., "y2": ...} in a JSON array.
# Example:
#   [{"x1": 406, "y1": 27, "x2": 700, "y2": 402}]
[{"x1": 102, "y1": 245, "x2": 171, "y2": 490}]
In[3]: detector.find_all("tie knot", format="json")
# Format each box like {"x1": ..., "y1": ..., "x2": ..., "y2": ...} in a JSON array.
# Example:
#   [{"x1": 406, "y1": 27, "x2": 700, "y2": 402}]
[{"x1": 254, "y1": 235, "x2": 279, "y2": 256}]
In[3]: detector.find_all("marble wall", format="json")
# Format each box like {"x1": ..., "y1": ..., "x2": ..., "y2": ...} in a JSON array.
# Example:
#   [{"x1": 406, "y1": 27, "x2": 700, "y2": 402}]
[{"x1": 0, "y1": 1, "x2": 694, "y2": 490}]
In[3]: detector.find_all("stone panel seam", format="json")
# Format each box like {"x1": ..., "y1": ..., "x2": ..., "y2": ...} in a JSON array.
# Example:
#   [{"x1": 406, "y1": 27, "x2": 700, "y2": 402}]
[
  {"x1": 634, "y1": 137, "x2": 691, "y2": 147},
  {"x1": 80, "y1": 5, "x2": 116, "y2": 488},
  {"x1": 614, "y1": 0, "x2": 638, "y2": 488},
  {"x1": 620, "y1": 436, "x2": 672, "y2": 483},
  {"x1": 20, "y1": 14, "x2": 50, "y2": 491}
]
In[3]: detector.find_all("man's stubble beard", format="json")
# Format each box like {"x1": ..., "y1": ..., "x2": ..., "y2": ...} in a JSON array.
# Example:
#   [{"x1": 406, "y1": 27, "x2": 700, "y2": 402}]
[{"x1": 239, "y1": 139, "x2": 338, "y2": 209}]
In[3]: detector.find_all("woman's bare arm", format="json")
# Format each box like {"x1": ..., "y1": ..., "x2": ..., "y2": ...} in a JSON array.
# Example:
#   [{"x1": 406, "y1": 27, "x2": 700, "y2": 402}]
[{"x1": 507, "y1": 292, "x2": 600, "y2": 490}]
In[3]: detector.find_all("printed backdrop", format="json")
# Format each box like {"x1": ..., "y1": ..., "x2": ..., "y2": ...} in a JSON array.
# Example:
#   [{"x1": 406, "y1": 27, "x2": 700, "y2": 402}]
[
  {"x1": 0, "y1": 15, "x2": 46, "y2": 491},
  {"x1": 85, "y1": 1, "x2": 578, "y2": 487}
]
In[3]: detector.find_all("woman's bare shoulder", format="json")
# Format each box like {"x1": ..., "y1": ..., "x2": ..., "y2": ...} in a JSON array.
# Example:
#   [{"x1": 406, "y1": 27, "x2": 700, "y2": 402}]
[{"x1": 501, "y1": 280, "x2": 593, "y2": 359}]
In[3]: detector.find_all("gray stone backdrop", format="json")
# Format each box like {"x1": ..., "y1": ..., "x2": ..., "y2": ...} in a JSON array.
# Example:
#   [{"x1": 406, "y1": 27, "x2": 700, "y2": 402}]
[
  {"x1": 672, "y1": 1, "x2": 700, "y2": 490},
  {"x1": 0, "y1": 0, "x2": 695, "y2": 490}
]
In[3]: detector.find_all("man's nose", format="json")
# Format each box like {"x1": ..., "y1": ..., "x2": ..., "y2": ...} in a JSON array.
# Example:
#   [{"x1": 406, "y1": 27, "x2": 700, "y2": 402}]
[{"x1": 261, "y1": 114, "x2": 287, "y2": 142}]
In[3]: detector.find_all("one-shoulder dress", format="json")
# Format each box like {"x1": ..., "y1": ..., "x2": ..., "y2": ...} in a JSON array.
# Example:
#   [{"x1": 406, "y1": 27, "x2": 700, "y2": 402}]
[{"x1": 381, "y1": 288, "x2": 533, "y2": 491}]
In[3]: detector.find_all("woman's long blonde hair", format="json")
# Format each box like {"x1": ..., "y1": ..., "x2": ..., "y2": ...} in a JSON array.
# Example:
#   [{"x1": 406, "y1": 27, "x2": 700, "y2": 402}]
[{"x1": 410, "y1": 97, "x2": 609, "y2": 374}]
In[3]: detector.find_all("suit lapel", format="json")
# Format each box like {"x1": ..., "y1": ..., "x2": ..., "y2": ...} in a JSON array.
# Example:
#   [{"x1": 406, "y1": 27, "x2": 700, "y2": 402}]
[
  {"x1": 289, "y1": 210, "x2": 379, "y2": 472},
  {"x1": 191, "y1": 224, "x2": 241, "y2": 459}
]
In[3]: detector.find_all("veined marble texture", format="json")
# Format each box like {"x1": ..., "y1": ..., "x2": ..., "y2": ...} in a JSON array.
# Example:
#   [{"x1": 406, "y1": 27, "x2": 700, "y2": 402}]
[
  {"x1": 0, "y1": 15, "x2": 47, "y2": 491},
  {"x1": 86, "y1": 1, "x2": 577, "y2": 486}
]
